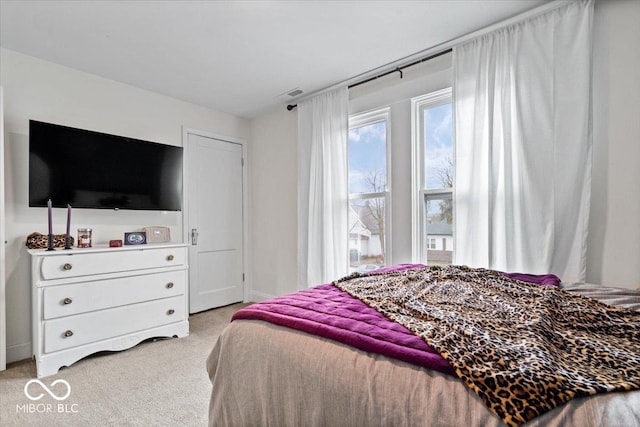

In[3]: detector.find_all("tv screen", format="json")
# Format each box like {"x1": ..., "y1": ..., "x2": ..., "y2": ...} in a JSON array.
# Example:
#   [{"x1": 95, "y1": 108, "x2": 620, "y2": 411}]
[{"x1": 29, "y1": 120, "x2": 183, "y2": 211}]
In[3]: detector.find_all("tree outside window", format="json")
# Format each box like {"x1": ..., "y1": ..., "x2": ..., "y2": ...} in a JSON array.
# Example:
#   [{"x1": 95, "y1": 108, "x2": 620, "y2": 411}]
[{"x1": 348, "y1": 109, "x2": 390, "y2": 272}]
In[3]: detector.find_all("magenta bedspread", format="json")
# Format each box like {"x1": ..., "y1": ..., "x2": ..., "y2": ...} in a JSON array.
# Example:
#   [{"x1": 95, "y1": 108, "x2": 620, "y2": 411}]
[{"x1": 232, "y1": 264, "x2": 560, "y2": 375}]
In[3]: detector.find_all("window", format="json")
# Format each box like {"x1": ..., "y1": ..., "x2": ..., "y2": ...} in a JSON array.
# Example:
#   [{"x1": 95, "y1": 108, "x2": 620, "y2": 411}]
[
  {"x1": 412, "y1": 88, "x2": 453, "y2": 265},
  {"x1": 348, "y1": 108, "x2": 391, "y2": 272},
  {"x1": 428, "y1": 238, "x2": 436, "y2": 249}
]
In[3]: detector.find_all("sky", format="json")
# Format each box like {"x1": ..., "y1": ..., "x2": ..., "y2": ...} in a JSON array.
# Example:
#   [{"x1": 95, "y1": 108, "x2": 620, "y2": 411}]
[
  {"x1": 348, "y1": 120, "x2": 387, "y2": 194},
  {"x1": 348, "y1": 103, "x2": 453, "y2": 195},
  {"x1": 424, "y1": 103, "x2": 453, "y2": 190}
]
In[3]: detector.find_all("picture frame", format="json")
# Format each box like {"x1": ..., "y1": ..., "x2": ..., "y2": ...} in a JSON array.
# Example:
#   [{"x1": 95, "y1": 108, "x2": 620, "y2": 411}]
[{"x1": 124, "y1": 231, "x2": 147, "y2": 245}]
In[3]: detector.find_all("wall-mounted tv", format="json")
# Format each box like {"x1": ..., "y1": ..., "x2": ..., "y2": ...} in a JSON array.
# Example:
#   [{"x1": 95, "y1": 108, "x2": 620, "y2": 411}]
[{"x1": 29, "y1": 120, "x2": 183, "y2": 211}]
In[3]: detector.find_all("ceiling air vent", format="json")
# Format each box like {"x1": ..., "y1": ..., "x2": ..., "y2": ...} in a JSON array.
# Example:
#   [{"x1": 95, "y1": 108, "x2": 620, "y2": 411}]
[
  {"x1": 287, "y1": 89, "x2": 304, "y2": 97},
  {"x1": 276, "y1": 88, "x2": 305, "y2": 105}
]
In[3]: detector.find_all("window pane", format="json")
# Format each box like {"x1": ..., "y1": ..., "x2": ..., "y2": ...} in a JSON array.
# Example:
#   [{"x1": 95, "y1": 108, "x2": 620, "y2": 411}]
[
  {"x1": 423, "y1": 103, "x2": 453, "y2": 190},
  {"x1": 424, "y1": 193, "x2": 453, "y2": 265},
  {"x1": 348, "y1": 121, "x2": 387, "y2": 194},
  {"x1": 349, "y1": 198, "x2": 385, "y2": 271}
]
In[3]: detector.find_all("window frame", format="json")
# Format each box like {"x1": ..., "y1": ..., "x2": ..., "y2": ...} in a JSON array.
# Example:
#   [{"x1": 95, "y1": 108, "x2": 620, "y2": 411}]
[
  {"x1": 411, "y1": 87, "x2": 453, "y2": 263},
  {"x1": 348, "y1": 107, "x2": 392, "y2": 269}
]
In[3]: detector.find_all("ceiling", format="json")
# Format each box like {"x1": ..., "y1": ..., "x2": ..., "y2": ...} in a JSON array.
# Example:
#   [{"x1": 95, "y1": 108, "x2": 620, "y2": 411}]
[{"x1": 0, "y1": 0, "x2": 549, "y2": 119}]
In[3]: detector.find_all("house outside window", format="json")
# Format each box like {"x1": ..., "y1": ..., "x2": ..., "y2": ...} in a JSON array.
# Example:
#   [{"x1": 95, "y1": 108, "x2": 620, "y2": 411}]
[
  {"x1": 412, "y1": 88, "x2": 453, "y2": 265},
  {"x1": 348, "y1": 108, "x2": 391, "y2": 272}
]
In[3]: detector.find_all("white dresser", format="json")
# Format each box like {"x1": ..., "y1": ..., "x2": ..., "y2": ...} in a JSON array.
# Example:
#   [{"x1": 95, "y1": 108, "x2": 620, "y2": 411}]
[{"x1": 30, "y1": 243, "x2": 189, "y2": 378}]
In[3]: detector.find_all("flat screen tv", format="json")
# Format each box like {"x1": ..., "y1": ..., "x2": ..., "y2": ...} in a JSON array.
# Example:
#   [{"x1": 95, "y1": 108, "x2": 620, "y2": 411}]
[{"x1": 29, "y1": 120, "x2": 183, "y2": 211}]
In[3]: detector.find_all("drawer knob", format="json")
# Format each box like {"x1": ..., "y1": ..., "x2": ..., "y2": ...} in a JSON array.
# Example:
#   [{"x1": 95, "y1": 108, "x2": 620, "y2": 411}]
[
  {"x1": 166, "y1": 254, "x2": 175, "y2": 261},
  {"x1": 64, "y1": 330, "x2": 74, "y2": 338},
  {"x1": 63, "y1": 297, "x2": 73, "y2": 305},
  {"x1": 63, "y1": 263, "x2": 73, "y2": 270},
  {"x1": 167, "y1": 309, "x2": 175, "y2": 315},
  {"x1": 166, "y1": 282, "x2": 174, "y2": 289}
]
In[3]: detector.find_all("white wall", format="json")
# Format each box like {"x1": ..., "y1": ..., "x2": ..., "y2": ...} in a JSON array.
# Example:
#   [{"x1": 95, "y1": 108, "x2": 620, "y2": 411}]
[
  {"x1": 586, "y1": 0, "x2": 640, "y2": 289},
  {"x1": 248, "y1": 109, "x2": 297, "y2": 299},
  {"x1": 248, "y1": 0, "x2": 640, "y2": 299},
  {"x1": 1, "y1": 48, "x2": 249, "y2": 362}
]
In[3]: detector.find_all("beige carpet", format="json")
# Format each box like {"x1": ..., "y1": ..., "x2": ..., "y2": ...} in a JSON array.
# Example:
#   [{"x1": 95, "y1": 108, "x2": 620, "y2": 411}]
[{"x1": 0, "y1": 303, "x2": 248, "y2": 426}]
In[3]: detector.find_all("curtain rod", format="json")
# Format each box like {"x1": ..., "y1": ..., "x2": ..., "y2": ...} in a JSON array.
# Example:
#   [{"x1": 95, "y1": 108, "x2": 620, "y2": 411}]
[
  {"x1": 285, "y1": 0, "x2": 571, "y2": 112},
  {"x1": 286, "y1": 48, "x2": 452, "y2": 111}
]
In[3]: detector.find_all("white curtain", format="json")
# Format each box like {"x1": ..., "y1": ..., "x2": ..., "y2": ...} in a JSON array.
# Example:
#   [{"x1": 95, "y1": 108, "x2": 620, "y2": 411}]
[
  {"x1": 297, "y1": 87, "x2": 349, "y2": 289},
  {"x1": 453, "y1": 0, "x2": 593, "y2": 282}
]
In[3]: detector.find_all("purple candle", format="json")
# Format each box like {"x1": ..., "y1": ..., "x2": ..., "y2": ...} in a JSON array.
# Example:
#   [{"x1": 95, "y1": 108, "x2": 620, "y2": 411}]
[
  {"x1": 47, "y1": 199, "x2": 53, "y2": 235},
  {"x1": 66, "y1": 204, "x2": 71, "y2": 237}
]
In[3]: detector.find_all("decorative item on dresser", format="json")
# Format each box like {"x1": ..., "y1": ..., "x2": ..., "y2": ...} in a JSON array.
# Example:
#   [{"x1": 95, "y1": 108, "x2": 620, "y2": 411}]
[
  {"x1": 124, "y1": 231, "x2": 147, "y2": 245},
  {"x1": 26, "y1": 232, "x2": 74, "y2": 249},
  {"x1": 143, "y1": 226, "x2": 171, "y2": 243},
  {"x1": 29, "y1": 243, "x2": 189, "y2": 378}
]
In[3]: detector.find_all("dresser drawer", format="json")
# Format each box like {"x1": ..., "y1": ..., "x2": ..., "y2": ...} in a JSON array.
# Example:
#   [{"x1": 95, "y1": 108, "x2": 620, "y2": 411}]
[
  {"x1": 39, "y1": 247, "x2": 186, "y2": 280},
  {"x1": 44, "y1": 295, "x2": 186, "y2": 353},
  {"x1": 43, "y1": 270, "x2": 186, "y2": 320}
]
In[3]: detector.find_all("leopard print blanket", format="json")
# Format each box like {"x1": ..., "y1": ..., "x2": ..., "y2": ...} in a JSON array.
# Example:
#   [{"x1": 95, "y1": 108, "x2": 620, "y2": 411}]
[{"x1": 334, "y1": 265, "x2": 640, "y2": 427}]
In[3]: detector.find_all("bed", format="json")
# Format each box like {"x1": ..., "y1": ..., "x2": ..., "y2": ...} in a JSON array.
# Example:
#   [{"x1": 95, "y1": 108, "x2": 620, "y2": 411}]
[{"x1": 207, "y1": 265, "x2": 640, "y2": 427}]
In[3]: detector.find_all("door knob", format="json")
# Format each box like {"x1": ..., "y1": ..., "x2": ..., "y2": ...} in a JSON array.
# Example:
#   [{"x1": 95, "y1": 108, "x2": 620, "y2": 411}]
[{"x1": 191, "y1": 228, "x2": 199, "y2": 245}]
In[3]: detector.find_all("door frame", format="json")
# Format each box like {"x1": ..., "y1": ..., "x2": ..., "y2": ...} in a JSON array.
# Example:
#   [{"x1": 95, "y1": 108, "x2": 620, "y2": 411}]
[{"x1": 182, "y1": 127, "x2": 250, "y2": 305}]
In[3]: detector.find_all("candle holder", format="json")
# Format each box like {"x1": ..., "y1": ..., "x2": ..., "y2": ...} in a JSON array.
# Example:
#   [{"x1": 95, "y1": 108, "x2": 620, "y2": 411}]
[
  {"x1": 64, "y1": 235, "x2": 73, "y2": 250},
  {"x1": 47, "y1": 233, "x2": 55, "y2": 251}
]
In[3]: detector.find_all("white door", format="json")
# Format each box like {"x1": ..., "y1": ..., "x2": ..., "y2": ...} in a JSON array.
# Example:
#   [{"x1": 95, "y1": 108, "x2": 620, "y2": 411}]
[{"x1": 186, "y1": 132, "x2": 244, "y2": 313}]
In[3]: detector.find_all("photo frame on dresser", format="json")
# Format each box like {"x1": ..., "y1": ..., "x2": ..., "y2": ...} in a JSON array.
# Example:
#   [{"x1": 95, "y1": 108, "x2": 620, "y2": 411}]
[{"x1": 124, "y1": 232, "x2": 147, "y2": 245}]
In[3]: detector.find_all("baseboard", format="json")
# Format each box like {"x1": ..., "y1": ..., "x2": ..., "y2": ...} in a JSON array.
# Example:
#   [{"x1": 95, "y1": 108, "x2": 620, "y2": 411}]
[
  {"x1": 250, "y1": 290, "x2": 276, "y2": 302},
  {"x1": 7, "y1": 341, "x2": 31, "y2": 364}
]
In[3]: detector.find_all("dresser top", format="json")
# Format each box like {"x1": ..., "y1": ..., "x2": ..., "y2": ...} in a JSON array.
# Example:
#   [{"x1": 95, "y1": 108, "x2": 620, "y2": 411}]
[{"x1": 28, "y1": 242, "x2": 188, "y2": 257}]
